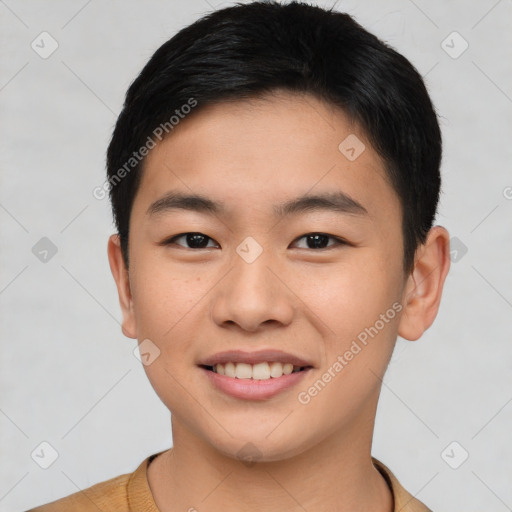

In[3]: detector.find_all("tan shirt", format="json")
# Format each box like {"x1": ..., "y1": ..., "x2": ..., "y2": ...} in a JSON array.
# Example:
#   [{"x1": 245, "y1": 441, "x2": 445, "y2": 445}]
[{"x1": 27, "y1": 451, "x2": 432, "y2": 511}]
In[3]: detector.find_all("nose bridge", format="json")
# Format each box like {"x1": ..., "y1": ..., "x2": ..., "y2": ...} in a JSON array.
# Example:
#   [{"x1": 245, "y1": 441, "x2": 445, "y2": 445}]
[
  {"x1": 231, "y1": 236, "x2": 278, "y2": 304},
  {"x1": 210, "y1": 236, "x2": 293, "y2": 330}
]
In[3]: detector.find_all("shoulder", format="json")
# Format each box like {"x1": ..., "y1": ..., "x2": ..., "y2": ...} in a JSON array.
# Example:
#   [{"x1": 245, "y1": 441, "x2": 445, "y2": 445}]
[{"x1": 25, "y1": 471, "x2": 132, "y2": 512}]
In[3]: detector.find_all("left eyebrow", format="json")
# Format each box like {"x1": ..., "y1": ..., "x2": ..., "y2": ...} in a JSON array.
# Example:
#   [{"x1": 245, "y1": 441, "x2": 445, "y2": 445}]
[
  {"x1": 146, "y1": 190, "x2": 368, "y2": 218},
  {"x1": 274, "y1": 191, "x2": 368, "y2": 217}
]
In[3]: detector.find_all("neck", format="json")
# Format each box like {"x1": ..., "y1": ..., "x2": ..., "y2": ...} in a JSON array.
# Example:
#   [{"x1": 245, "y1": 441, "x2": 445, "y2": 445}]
[{"x1": 147, "y1": 413, "x2": 393, "y2": 512}]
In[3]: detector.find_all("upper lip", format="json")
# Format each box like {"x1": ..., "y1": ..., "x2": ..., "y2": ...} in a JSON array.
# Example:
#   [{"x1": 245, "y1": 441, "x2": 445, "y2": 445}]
[{"x1": 198, "y1": 349, "x2": 314, "y2": 368}]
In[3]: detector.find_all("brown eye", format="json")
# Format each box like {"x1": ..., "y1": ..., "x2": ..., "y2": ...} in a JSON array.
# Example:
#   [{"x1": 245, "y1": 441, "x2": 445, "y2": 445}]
[
  {"x1": 292, "y1": 233, "x2": 346, "y2": 250},
  {"x1": 163, "y1": 232, "x2": 219, "y2": 249},
  {"x1": 161, "y1": 232, "x2": 347, "y2": 250}
]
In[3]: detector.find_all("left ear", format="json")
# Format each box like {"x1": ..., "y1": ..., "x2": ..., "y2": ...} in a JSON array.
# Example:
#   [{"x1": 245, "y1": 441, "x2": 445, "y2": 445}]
[{"x1": 398, "y1": 225, "x2": 451, "y2": 341}]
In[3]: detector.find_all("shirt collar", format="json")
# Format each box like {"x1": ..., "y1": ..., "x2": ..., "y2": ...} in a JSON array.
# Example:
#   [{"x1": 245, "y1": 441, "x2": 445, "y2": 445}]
[
  {"x1": 372, "y1": 457, "x2": 433, "y2": 512},
  {"x1": 128, "y1": 451, "x2": 432, "y2": 512}
]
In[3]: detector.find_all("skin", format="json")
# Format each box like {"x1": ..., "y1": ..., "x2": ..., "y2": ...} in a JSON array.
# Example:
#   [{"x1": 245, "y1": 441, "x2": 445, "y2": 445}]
[{"x1": 108, "y1": 90, "x2": 450, "y2": 512}]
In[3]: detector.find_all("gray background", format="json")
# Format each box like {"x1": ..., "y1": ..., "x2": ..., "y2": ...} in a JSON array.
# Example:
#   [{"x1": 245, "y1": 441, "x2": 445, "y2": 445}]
[{"x1": 1, "y1": 1, "x2": 511, "y2": 510}]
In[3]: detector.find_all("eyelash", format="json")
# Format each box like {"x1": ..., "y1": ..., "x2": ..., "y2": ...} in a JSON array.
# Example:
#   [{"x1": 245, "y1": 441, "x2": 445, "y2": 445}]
[{"x1": 161, "y1": 232, "x2": 348, "y2": 251}]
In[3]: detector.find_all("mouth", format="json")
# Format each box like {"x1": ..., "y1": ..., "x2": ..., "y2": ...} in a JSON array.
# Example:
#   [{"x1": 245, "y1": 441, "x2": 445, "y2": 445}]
[
  {"x1": 199, "y1": 360, "x2": 313, "y2": 400},
  {"x1": 198, "y1": 362, "x2": 313, "y2": 380}
]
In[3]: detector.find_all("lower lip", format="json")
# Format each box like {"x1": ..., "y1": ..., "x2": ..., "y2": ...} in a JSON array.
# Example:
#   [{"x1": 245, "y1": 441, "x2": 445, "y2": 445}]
[{"x1": 201, "y1": 367, "x2": 312, "y2": 400}]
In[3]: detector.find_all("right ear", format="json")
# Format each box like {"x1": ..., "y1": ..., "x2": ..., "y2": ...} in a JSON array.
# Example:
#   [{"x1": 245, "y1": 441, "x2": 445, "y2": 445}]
[{"x1": 107, "y1": 234, "x2": 137, "y2": 339}]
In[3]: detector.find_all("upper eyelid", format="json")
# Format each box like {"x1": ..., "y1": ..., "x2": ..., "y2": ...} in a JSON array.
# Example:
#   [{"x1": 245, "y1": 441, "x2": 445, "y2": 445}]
[{"x1": 164, "y1": 232, "x2": 347, "y2": 248}]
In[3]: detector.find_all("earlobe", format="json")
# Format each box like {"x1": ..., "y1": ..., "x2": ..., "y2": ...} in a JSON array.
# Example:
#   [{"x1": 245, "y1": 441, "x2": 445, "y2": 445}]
[
  {"x1": 107, "y1": 234, "x2": 137, "y2": 339},
  {"x1": 398, "y1": 226, "x2": 451, "y2": 341}
]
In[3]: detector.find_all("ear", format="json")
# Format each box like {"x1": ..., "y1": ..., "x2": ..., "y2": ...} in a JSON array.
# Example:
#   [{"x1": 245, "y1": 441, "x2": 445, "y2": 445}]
[
  {"x1": 107, "y1": 234, "x2": 137, "y2": 339},
  {"x1": 398, "y1": 226, "x2": 451, "y2": 341}
]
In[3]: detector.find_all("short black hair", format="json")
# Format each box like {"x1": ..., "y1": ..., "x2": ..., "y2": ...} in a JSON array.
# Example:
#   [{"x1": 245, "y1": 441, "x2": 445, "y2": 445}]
[{"x1": 106, "y1": 0, "x2": 442, "y2": 275}]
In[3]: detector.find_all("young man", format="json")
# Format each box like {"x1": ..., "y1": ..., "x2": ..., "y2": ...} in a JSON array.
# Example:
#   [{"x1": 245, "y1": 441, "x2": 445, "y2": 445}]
[{"x1": 28, "y1": 1, "x2": 450, "y2": 511}]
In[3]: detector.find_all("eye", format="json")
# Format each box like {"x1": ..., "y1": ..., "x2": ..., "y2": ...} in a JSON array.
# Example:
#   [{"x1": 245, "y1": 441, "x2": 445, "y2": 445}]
[
  {"x1": 291, "y1": 233, "x2": 347, "y2": 250},
  {"x1": 162, "y1": 232, "x2": 219, "y2": 249},
  {"x1": 161, "y1": 232, "x2": 347, "y2": 250}
]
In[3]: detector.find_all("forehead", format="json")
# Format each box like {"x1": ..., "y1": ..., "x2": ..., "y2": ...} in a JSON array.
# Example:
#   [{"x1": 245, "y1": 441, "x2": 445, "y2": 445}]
[{"x1": 132, "y1": 91, "x2": 400, "y2": 227}]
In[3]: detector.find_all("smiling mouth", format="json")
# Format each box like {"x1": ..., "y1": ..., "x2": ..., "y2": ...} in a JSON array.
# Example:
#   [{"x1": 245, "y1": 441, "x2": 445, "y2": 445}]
[{"x1": 199, "y1": 362, "x2": 312, "y2": 380}]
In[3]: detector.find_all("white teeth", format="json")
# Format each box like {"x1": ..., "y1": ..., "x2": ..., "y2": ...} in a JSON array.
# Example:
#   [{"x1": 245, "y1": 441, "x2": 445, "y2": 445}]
[
  {"x1": 224, "y1": 362, "x2": 236, "y2": 378},
  {"x1": 235, "y1": 363, "x2": 252, "y2": 379},
  {"x1": 252, "y1": 362, "x2": 270, "y2": 380},
  {"x1": 212, "y1": 361, "x2": 302, "y2": 379},
  {"x1": 269, "y1": 361, "x2": 284, "y2": 378},
  {"x1": 282, "y1": 363, "x2": 294, "y2": 375}
]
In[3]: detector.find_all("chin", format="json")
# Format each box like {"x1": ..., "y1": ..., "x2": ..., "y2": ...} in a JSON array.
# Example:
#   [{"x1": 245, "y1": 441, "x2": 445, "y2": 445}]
[{"x1": 204, "y1": 431, "x2": 311, "y2": 465}]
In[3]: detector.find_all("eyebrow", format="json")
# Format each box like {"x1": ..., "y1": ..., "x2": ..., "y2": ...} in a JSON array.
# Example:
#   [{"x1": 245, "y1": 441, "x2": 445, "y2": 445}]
[{"x1": 146, "y1": 190, "x2": 368, "y2": 218}]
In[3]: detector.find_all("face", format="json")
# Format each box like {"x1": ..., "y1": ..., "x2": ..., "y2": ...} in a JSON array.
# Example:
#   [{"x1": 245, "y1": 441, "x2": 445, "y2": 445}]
[{"x1": 110, "y1": 91, "x2": 413, "y2": 461}]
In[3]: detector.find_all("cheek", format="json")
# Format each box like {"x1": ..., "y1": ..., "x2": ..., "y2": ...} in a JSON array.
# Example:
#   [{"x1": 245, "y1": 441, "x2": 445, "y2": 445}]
[
  {"x1": 298, "y1": 256, "x2": 400, "y2": 345},
  {"x1": 307, "y1": 260, "x2": 402, "y2": 411},
  {"x1": 130, "y1": 255, "x2": 207, "y2": 344},
  {"x1": 292, "y1": 261, "x2": 401, "y2": 427},
  {"x1": 129, "y1": 261, "x2": 208, "y2": 404}
]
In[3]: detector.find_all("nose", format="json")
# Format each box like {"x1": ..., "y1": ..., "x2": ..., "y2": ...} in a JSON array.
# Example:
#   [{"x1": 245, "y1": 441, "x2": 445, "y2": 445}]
[{"x1": 210, "y1": 248, "x2": 294, "y2": 333}]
